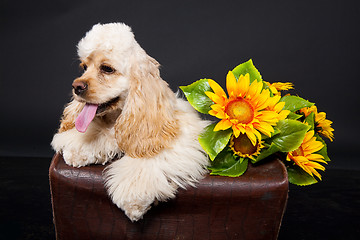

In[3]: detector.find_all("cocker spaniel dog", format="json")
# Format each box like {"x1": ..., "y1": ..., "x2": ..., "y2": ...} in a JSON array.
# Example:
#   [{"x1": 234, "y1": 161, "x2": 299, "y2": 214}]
[{"x1": 51, "y1": 23, "x2": 209, "y2": 221}]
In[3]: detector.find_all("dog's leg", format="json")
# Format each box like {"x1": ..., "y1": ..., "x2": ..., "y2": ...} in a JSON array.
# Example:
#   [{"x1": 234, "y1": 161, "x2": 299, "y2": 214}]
[
  {"x1": 104, "y1": 113, "x2": 210, "y2": 221},
  {"x1": 104, "y1": 155, "x2": 178, "y2": 221},
  {"x1": 51, "y1": 128, "x2": 120, "y2": 167}
]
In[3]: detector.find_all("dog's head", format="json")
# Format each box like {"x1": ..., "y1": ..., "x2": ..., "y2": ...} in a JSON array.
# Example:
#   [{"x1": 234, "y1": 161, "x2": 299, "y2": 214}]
[
  {"x1": 69, "y1": 23, "x2": 179, "y2": 158},
  {"x1": 72, "y1": 23, "x2": 135, "y2": 115}
]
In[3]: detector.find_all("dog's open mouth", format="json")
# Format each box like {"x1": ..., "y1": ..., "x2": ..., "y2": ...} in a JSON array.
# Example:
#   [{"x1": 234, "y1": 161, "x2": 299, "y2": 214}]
[
  {"x1": 75, "y1": 97, "x2": 120, "y2": 133},
  {"x1": 96, "y1": 97, "x2": 120, "y2": 114}
]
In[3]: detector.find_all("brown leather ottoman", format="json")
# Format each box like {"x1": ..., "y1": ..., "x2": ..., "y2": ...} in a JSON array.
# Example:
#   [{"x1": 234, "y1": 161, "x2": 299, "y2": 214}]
[{"x1": 49, "y1": 153, "x2": 288, "y2": 240}]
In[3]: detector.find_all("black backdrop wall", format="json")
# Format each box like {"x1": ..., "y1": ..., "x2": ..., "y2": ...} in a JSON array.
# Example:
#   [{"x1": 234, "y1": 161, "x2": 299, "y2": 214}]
[{"x1": 1, "y1": 0, "x2": 359, "y2": 169}]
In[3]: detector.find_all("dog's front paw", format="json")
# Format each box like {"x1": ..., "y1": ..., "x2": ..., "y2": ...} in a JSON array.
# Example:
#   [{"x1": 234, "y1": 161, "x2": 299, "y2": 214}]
[
  {"x1": 104, "y1": 156, "x2": 179, "y2": 221},
  {"x1": 61, "y1": 148, "x2": 116, "y2": 167},
  {"x1": 62, "y1": 149, "x2": 95, "y2": 167},
  {"x1": 105, "y1": 174, "x2": 154, "y2": 221},
  {"x1": 122, "y1": 200, "x2": 153, "y2": 222}
]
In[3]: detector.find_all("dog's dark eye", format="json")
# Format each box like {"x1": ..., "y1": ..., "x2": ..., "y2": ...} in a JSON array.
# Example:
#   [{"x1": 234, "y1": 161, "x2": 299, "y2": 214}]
[
  {"x1": 100, "y1": 65, "x2": 115, "y2": 74},
  {"x1": 81, "y1": 63, "x2": 87, "y2": 71}
]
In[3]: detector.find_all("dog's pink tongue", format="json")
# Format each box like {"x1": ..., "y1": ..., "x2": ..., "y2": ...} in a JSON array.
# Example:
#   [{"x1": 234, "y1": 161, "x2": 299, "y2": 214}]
[{"x1": 75, "y1": 103, "x2": 98, "y2": 133}]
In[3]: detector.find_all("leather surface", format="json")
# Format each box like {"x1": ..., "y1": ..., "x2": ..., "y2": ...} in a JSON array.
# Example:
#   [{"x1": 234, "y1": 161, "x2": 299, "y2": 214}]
[{"x1": 49, "y1": 153, "x2": 288, "y2": 240}]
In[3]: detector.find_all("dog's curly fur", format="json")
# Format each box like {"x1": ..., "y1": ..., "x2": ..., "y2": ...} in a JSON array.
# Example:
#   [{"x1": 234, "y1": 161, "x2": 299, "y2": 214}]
[{"x1": 51, "y1": 23, "x2": 209, "y2": 221}]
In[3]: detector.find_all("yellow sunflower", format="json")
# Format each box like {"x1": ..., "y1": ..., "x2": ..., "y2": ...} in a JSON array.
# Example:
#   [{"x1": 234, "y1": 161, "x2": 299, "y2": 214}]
[
  {"x1": 287, "y1": 130, "x2": 327, "y2": 180},
  {"x1": 300, "y1": 106, "x2": 334, "y2": 141},
  {"x1": 229, "y1": 133, "x2": 263, "y2": 160},
  {"x1": 205, "y1": 71, "x2": 282, "y2": 146},
  {"x1": 265, "y1": 81, "x2": 294, "y2": 96},
  {"x1": 266, "y1": 95, "x2": 290, "y2": 120}
]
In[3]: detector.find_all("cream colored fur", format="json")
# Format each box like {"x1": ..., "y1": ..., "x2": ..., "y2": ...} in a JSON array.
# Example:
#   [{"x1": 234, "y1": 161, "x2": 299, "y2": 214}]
[{"x1": 51, "y1": 23, "x2": 209, "y2": 221}]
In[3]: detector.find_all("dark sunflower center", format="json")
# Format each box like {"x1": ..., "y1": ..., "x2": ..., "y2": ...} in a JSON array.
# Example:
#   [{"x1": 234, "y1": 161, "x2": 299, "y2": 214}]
[
  {"x1": 232, "y1": 134, "x2": 258, "y2": 155},
  {"x1": 225, "y1": 98, "x2": 254, "y2": 124}
]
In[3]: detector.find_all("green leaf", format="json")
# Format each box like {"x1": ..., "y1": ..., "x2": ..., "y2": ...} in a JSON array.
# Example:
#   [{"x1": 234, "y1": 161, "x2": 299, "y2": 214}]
[
  {"x1": 253, "y1": 143, "x2": 281, "y2": 163},
  {"x1": 180, "y1": 79, "x2": 213, "y2": 114},
  {"x1": 315, "y1": 134, "x2": 331, "y2": 162},
  {"x1": 261, "y1": 127, "x2": 281, "y2": 140},
  {"x1": 271, "y1": 127, "x2": 281, "y2": 138},
  {"x1": 199, "y1": 123, "x2": 233, "y2": 160},
  {"x1": 210, "y1": 158, "x2": 249, "y2": 177},
  {"x1": 208, "y1": 148, "x2": 238, "y2": 170},
  {"x1": 272, "y1": 119, "x2": 311, "y2": 152},
  {"x1": 304, "y1": 112, "x2": 315, "y2": 130},
  {"x1": 232, "y1": 59, "x2": 262, "y2": 83},
  {"x1": 280, "y1": 95, "x2": 314, "y2": 112},
  {"x1": 231, "y1": 59, "x2": 273, "y2": 95},
  {"x1": 287, "y1": 165, "x2": 318, "y2": 186},
  {"x1": 287, "y1": 112, "x2": 303, "y2": 120}
]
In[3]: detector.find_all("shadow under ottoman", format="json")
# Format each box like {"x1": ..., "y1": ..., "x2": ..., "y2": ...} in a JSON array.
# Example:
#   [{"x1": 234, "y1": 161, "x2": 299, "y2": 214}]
[{"x1": 49, "y1": 153, "x2": 288, "y2": 240}]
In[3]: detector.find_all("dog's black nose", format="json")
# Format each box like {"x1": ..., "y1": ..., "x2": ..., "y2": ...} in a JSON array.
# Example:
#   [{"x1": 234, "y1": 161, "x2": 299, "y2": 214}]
[{"x1": 72, "y1": 81, "x2": 88, "y2": 95}]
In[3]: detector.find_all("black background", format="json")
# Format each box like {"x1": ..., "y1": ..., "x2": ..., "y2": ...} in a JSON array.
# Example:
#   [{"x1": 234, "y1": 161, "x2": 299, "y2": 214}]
[
  {"x1": 1, "y1": 1, "x2": 360, "y2": 239},
  {"x1": 1, "y1": 0, "x2": 360, "y2": 168}
]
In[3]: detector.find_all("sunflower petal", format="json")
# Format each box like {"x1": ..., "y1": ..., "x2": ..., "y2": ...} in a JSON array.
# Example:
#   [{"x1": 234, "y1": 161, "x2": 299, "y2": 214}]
[
  {"x1": 254, "y1": 89, "x2": 270, "y2": 110},
  {"x1": 208, "y1": 79, "x2": 227, "y2": 98},
  {"x1": 211, "y1": 104, "x2": 223, "y2": 112},
  {"x1": 208, "y1": 110, "x2": 217, "y2": 116},
  {"x1": 311, "y1": 170, "x2": 322, "y2": 181},
  {"x1": 256, "y1": 111, "x2": 279, "y2": 125},
  {"x1": 303, "y1": 130, "x2": 315, "y2": 143},
  {"x1": 248, "y1": 79, "x2": 262, "y2": 98},
  {"x1": 215, "y1": 111, "x2": 227, "y2": 119},
  {"x1": 274, "y1": 101, "x2": 285, "y2": 112},
  {"x1": 293, "y1": 156, "x2": 314, "y2": 176},
  {"x1": 304, "y1": 141, "x2": 324, "y2": 153},
  {"x1": 232, "y1": 126, "x2": 241, "y2": 138},
  {"x1": 315, "y1": 112, "x2": 326, "y2": 122},
  {"x1": 278, "y1": 110, "x2": 290, "y2": 120},
  {"x1": 226, "y1": 71, "x2": 237, "y2": 98},
  {"x1": 214, "y1": 119, "x2": 232, "y2": 131},
  {"x1": 306, "y1": 154, "x2": 326, "y2": 163},
  {"x1": 237, "y1": 73, "x2": 250, "y2": 97},
  {"x1": 272, "y1": 82, "x2": 294, "y2": 91},
  {"x1": 254, "y1": 121, "x2": 274, "y2": 137},
  {"x1": 205, "y1": 91, "x2": 225, "y2": 105},
  {"x1": 245, "y1": 129, "x2": 257, "y2": 146},
  {"x1": 306, "y1": 161, "x2": 326, "y2": 171},
  {"x1": 233, "y1": 124, "x2": 247, "y2": 137},
  {"x1": 253, "y1": 128, "x2": 262, "y2": 142}
]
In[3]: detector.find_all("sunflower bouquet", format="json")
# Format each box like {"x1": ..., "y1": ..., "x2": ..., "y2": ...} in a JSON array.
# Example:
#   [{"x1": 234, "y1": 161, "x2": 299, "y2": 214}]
[{"x1": 180, "y1": 59, "x2": 334, "y2": 185}]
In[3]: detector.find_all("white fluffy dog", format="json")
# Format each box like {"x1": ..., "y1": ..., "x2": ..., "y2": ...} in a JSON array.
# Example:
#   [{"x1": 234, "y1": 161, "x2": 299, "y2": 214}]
[{"x1": 51, "y1": 23, "x2": 209, "y2": 221}]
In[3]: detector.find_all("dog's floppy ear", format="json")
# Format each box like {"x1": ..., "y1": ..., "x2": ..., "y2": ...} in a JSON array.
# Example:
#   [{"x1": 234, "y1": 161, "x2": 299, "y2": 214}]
[
  {"x1": 58, "y1": 100, "x2": 85, "y2": 133},
  {"x1": 114, "y1": 51, "x2": 179, "y2": 158}
]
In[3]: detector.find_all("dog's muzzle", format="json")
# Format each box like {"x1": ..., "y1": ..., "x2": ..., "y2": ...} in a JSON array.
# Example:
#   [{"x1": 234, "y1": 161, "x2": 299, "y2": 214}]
[{"x1": 72, "y1": 81, "x2": 88, "y2": 95}]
